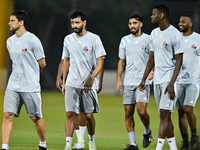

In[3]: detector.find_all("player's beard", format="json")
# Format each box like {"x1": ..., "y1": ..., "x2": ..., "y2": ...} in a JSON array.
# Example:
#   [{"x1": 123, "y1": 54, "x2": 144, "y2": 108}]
[
  {"x1": 73, "y1": 25, "x2": 83, "y2": 34},
  {"x1": 180, "y1": 27, "x2": 189, "y2": 33},
  {"x1": 10, "y1": 26, "x2": 20, "y2": 32},
  {"x1": 131, "y1": 28, "x2": 139, "y2": 35}
]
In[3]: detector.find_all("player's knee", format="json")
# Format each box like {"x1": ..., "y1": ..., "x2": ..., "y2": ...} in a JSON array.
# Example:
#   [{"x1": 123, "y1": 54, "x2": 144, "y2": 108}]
[
  {"x1": 85, "y1": 113, "x2": 93, "y2": 121},
  {"x1": 160, "y1": 110, "x2": 170, "y2": 121},
  {"x1": 3, "y1": 112, "x2": 14, "y2": 121},
  {"x1": 183, "y1": 106, "x2": 192, "y2": 116},
  {"x1": 66, "y1": 112, "x2": 76, "y2": 120},
  {"x1": 137, "y1": 108, "x2": 146, "y2": 117},
  {"x1": 30, "y1": 116, "x2": 40, "y2": 123}
]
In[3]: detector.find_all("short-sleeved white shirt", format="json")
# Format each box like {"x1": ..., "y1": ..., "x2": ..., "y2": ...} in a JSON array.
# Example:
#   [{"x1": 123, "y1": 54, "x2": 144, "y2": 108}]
[
  {"x1": 150, "y1": 25, "x2": 184, "y2": 84},
  {"x1": 118, "y1": 33, "x2": 151, "y2": 85},
  {"x1": 63, "y1": 31, "x2": 106, "y2": 89},
  {"x1": 177, "y1": 32, "x2": 200, "y2": 84},
  {"x1": 6, "y1": 31, "x2": 45, "y2": 92}
]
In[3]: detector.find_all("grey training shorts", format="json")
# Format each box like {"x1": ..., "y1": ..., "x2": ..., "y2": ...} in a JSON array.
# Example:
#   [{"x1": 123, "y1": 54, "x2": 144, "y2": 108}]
[
  {"x1": 154, "y1": 82, "x2": 176, "y2": 112},
  {"x1": 65, "y1": 86, "x2": 100, "y2": 114},
  {"x1": 4, "y1": 89, "x2": 43, "y2": 118},
  {"x1": 176, "y1": 83, "x2": 199, "y2": 110},
  {"x1": 123, "y1": 85, "x2": 150, "y2": 105}
]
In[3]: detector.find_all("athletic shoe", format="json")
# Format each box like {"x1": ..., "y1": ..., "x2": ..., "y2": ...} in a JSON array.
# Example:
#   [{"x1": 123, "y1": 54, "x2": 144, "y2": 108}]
[
  {"x1": 143, "y1": 130, "x2": 152, "y2": 148},
  {"x1": 39, "y1": 146, "x2": 47, "y2": 150},
  {"x1": 180, "y1": 141, "x2": 189, "y2": 150},
  {"x1": 64, "y1": 146, "x2": 71, "y2": 150},
  {"x1": 89, "y1": 144, "x2": 97, "y2": 150},
  {"x1": 1, "y1": 149, "x2": 6, "y2": 150},
  {"x1": 189, "y1": 135, "x2": 199, "y2": 149},
  {"x1": 72, "y1": 141, "x2": 85, "y2": 149},
  {"x1": 123, "y1": 144, "x2": 139, "y2": 150}
]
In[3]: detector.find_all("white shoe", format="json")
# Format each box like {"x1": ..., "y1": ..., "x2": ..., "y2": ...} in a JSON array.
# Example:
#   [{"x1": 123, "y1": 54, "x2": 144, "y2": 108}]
[
  {"x1": 89, "y1": 144, "x2": 97, "y2": 150},
  {"x1": 72, "y1": 141, "x2": 85, "y2": 149}
]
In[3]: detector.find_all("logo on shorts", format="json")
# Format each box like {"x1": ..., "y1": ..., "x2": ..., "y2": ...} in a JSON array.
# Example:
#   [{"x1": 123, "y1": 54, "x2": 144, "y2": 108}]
[
  {"x1": 142, "y1": 46, "x2": 147, "y2": 50},
  {"x1": 83, "y1": 46, "x2": 89, "y2": 52},
  {"x1": 191, "y1": 44, "x2": 197, "y2": 50},
  {"x1": 22, "y1": 47, "x2": 28, "y2": 52},
  {"x1": 163, "y1": 41, "x2": 168, "y2": 47}
]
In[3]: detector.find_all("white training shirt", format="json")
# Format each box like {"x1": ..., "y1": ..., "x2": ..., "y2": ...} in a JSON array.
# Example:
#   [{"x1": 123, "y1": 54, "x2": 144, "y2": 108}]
[
  {"x1": 118, "y1": 33, "x2": 151, "y2": 85},
  {"x1": 6, "y1": 31, "x2": 45, "y2": 92},
  {"x1": 177, "y1": 32, "x2": 200, "y2": 84},
  {"x1": 63, "y1": 31, "x2": 106, "y2": 89},
  {"x1": 150, "y1": 25, "x2": 184, "y2": 84}
]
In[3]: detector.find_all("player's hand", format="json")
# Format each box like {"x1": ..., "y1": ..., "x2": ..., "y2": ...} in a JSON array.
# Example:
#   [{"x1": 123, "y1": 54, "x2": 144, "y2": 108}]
[
  {"x1": 149, "y1": 70, "x2": 154, "y2": 80},
  {"x1": 116, "y1": 80, "x2": 122, "y2": 94},
  {"x1": 56, "y1": 78, "x2": 63, "y2": 91},
  {"x1": 139, "y1": 80, "x2": 145, "y2": 92},
  {"x1": 164, "y1": 84, "x2": 175, "y2": 100},
  {"x1": 62, "y1": 83, "x2": 66, "y2": 95},
  {"x1": 84, "y1": 76, "x2": 94, "y2": 93},
  {"x1": 97, "y1": 82, "x2": 102, "y2": 94}
]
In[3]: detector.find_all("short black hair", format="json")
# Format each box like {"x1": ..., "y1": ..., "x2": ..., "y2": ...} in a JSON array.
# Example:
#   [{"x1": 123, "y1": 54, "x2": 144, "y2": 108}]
[
  {"x1": 11, "y1": 10, "x2": 28, "y2": 27},
  {"x1": 70, "y1": 10, "x2": 86, "y2": 21},
  {"x1": 128, "y1": 13, "x2": 143, "y2": 23},
  {"x1": 154, "y1": 4, "x2": 169, "y2": 17},
  {"x1": 181, "y1": 14, "x2": 193, "y2": 23}
]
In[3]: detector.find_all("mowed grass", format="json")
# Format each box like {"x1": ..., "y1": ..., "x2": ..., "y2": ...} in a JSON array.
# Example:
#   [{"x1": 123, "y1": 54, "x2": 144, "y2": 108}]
[{"x1": 0, "y1": 92, "x2": 200, "y2": 150}]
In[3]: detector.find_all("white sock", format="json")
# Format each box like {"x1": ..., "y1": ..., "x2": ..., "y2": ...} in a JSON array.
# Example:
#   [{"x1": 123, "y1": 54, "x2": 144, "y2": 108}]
[
  {"x1": 66, "y1": 137, "x2": 73, "y2": 148},
  {"x1": 156, "y1": 138, "x2": 165, "y2": 150},
  {"x1": 88, "y1": 134, "x2": 95, "y2": 145},
  {"x1": 2, "y1": 144, "x2": 9, "y2": 150},
  {"x1": 79, "y1": 126, "x2": 86, "y2": 140},
  {"x1": 39, "y1": 141, "x2": 46, "y2": 148},
  {"x1": 75, "y1": 129, "x2": 80, "y2": 140},
  {"x1": 144, "y1": 125, "x2": 151, "y2": 134},
  {"x1": 167, "y1": 137, "x2": 178, "y2": 150},
  {"x1": 128, "y1": 131, "x2": 137, "y2": 146}
]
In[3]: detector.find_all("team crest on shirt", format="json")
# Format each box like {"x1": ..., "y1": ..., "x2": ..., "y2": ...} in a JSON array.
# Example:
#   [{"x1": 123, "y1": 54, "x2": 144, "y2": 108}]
[
  {"x1": 22, "y1": 47, "x2": 28, "y2": 52},
  {"x1": 83, "y1": 46, "x2": 89, "y2": 52},
  {"x1": 163, "y1": 41, "x2": 168, "y2": 47},
  {"x1": 191, "y1": 44, "x2": 197, "y2": 50},
  {"x1": 142, "y1": 46, "x2": 147, "y2": 50}
]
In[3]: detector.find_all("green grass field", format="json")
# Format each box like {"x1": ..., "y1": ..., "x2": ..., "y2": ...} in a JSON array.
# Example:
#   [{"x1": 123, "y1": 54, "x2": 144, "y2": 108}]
[{"x1": 0, "y1": 92, "x2": 200, "y2": 150}]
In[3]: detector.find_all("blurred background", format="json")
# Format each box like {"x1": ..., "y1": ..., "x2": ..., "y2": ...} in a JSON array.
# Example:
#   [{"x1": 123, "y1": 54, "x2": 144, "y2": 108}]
[{"x1": 1, "y1": 0, "x2": 200, "y2": 94}]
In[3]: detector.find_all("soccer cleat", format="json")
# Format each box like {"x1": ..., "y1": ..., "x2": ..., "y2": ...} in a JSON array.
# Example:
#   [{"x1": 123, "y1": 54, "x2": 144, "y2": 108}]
[
  {"x1": 72, "y1": 143, "x2": 78, "y2": 149},
  {"x1": 72, "y1": 138, "x2": 85, "y2": 149},
  {"x1": 189, "y1": 135, "x2": 199, "y2": 149},
  {"x1": 123, "y1": 144, "x2": 139, "y2": 150},
  {"x1": 180, "y1": 141, "x2": 189, "y2": 150},
  {"x1": 143, "y1": 130, "x2": 152, "y2": 148},
  {"x1": 64, "y1": 146, "x2": 72, "y2": 150},
  {"x1": 1, "y1": 149, "x2": 6, "y2": 150},
  {"x1": 89, "y1": 144, "x2": 97, "y2": 150},
  {"x1": 39, "y1": 146, "x2": 47, "y2": 150}
]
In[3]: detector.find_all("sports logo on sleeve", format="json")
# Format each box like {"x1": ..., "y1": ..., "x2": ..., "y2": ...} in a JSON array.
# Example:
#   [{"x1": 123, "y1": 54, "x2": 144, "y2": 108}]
[
  {"x1": 83, "y1": 46, "x2": 89, "y2": 52},
  {"x1": 191, "y1": 44, "x2": 197, "y2": 50},
  {"x1": 163, "y1": 41, "x2": 168, "y2": 47}
]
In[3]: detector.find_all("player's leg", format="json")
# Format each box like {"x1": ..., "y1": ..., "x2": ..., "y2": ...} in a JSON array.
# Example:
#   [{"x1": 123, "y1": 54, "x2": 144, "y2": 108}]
[
  {"x1": 2, "y1": 90, "x2": 22, "y2": 150},
  {"x1": 184, "y1": 84, "x2": 199, "y2": 149},
  {"x1": 64, "y1": 86, "x2": 80, "y2": 150},
  {"x1": 176, "y1": 83, "x2": 189, "y2": 149},
  {"x1": 136, "y1": 85, "x2": 151, "y2": 148},
  {"x1": 21, "y1": 92, "x2": 47, "y2": 150}
]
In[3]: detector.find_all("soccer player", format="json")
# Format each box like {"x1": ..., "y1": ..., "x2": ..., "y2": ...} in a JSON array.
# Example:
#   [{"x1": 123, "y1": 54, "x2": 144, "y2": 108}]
[
  {"x1": 56, "y1": 57, "x2": 104, "y2": 150},
  {"x1": 1, "y1": 10, "x2": 47, "y2": 150},
  {"x1": 176, "y1": 14, "x2": 199, "y2": 150},
  {"x1": 116, "y1": 13, "x2": 153, "y2": 150},
  {"x1": 61, "y1": 11, "x2": 106, "y2": 150},
  {"x1": 139, "y1": 4, "x2": 183, "y2": 150}
]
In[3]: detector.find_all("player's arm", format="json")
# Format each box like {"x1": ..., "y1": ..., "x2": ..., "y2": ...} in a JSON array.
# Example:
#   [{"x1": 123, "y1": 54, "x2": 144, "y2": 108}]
[
  {"x1": 164, "y1": 53, "x2": 183, "y2": 100},
  {"x1": 139, "y1": 51, "x2": 154, "y2": 91},
  {"x1": 97, "y1": 65, "x2": 104, "y2": 94},
  {"x1": 37, "y1": 58, "x2": 46, "y2": 72},
  {"x1": 62, "y1": 57, "x2": 70, "y2": 95},
  {"x1": 56, "y1": 59, "x2": 64, "y2": 91},
  {"x1": 84, "y1": 56, "x2": 104, "y2": 93},
  {"x1": 116, "y1": 58, "x2": 125, "y2": 94}
]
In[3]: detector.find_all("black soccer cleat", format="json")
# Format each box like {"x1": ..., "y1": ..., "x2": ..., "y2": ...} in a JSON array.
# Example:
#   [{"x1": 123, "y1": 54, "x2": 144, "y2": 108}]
[
  {"x1": 1, "y1": 149, "x2": 6, "y2": 150},
  {"x1": 123, "y1": 144, "x2": 139, "y2": 150},
  {"x1": 143, "y1": 130, "x2": 152, "y2": 148},
  {"x1": 39, "y1": 146, "x2": 47, "y2": 150},
  {"x1": 180, "y1": 141, "x2": 189, "y2": 150},
  {"x1": 189, "y1": 135, "x2": 199, "y2": 149}
]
